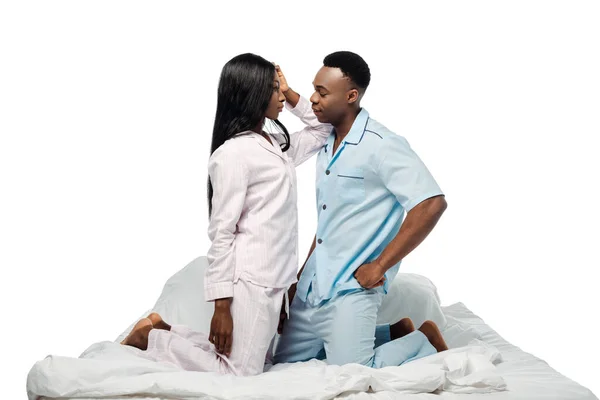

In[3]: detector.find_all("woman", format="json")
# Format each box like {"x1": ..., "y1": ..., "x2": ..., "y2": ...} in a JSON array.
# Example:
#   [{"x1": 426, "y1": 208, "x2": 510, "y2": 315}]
[{"x1": 121, "y1": 53, "x2": 332, "y2": 376}]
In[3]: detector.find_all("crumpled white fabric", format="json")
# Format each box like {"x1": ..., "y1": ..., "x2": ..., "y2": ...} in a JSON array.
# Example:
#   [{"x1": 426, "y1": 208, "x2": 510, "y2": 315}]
[{"x1": 27, "y1": 339, "x2": 505, "y2": 400}]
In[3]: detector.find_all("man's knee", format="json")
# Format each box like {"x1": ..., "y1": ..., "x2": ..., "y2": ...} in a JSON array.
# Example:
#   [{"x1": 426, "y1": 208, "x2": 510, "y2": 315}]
[{"x1": 273, "y1": 332, "x2": 323, "y2": 364}]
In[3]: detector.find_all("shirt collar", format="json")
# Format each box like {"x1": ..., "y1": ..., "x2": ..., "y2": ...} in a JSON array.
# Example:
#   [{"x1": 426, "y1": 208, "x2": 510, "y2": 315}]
[
  {"x1": 324, "y1": 108, "x2": 370, "y2": 153},
  {"x1": 250, "y1": 131, "x2": 285, "y2": 160},
  {"x1": 345, "y1": 108, "x2": 370, "y2": 145},
  {"x1": 324, "y1": 132, "x2": 335, "y2": 153}
]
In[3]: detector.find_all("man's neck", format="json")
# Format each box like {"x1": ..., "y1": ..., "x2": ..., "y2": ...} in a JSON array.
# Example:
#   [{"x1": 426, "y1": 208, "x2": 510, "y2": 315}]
[{"x1": 333, "y1": 107, "x2": 361, "y2": 143}]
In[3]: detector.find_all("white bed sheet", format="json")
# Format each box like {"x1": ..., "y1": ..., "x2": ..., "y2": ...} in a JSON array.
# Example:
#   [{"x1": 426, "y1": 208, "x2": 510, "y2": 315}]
[
  {"x1": 346, "y1": 302, "x2": 597, "y2": 400},
  {"x1": 28, "y1": 302, "x2": 597, "y2": 400}
]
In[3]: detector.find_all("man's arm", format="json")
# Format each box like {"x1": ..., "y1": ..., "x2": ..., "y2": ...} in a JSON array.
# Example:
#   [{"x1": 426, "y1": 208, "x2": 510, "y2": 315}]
[
  {"x1": 298, "y1": 234, "x2": 316, "y2": 279},
  {"x1": 354, "y1": 196, "x2": 447, "y2": 288},
  {"x1": 278, "y1": 234, "x2": 316, "y2": 333},
  {"x1": 354, "y1": 133, "x2": 447, "y2": 289},
  {"x1": 376, "y1": 196, "x2": 446, "y2": 270},
  {"x1": 288, "y1": 234, "x2": 316, "y2": 300}
]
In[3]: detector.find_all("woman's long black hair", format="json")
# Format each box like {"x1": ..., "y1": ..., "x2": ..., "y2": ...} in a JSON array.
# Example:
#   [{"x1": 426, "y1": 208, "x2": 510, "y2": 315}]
[{"x1": 208, "y1": 53, "x2": 290, "y2": 217}]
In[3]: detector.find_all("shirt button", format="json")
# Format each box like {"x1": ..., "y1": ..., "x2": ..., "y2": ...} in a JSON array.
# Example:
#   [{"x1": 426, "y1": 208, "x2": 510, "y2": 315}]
[
  {"x1": 322, "y1": 204, "x2": 327, "y2": 210},
  {"x1": 325, "y1": 170, "x2": 330, "y2": 175},
  {"x1": 317, "y1": 238, "x2": 323, "y2": 244}
]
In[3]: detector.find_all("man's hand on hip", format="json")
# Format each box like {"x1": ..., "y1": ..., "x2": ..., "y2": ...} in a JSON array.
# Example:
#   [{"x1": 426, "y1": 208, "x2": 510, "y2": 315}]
[{"x1": 354, "y1": 261, "x2": 386, "y2": 289}]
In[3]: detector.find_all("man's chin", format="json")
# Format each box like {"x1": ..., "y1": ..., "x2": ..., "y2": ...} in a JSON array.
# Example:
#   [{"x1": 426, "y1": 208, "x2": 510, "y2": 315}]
[{"x1": 315, "y1": 113, "x2": 328, "y2": 123}]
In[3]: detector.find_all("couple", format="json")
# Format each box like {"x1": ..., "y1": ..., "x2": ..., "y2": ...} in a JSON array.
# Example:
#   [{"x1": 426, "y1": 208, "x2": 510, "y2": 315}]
[{"x1": 121, "y1": 51, "x2": 448, "y2": 376}]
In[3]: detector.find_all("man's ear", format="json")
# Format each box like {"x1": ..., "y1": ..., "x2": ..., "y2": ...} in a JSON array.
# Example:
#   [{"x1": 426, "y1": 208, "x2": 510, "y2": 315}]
[{"x1": 347, "y1": 88, "x2": 360, "y2": 104}]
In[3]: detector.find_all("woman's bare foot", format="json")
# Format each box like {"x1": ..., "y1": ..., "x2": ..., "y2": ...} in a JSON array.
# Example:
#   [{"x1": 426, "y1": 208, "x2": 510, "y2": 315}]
[
  {"x1": 418, "y1": 320, "x2": 448, "y2": 352},
  {"x1": 147, "y1": 312, "x2": 172, "y2": 331},
  {"x1": 120, "y1": 318, "x2": 153, "y2": 350},
  {"x1": 390, "y1": 317, "x2": 415, "y2": 340}
]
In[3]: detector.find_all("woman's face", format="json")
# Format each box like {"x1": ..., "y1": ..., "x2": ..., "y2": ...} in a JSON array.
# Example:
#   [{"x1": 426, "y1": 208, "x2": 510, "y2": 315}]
[{"x1": 264, "y1": 71, "x2": 285, "y2": 120}]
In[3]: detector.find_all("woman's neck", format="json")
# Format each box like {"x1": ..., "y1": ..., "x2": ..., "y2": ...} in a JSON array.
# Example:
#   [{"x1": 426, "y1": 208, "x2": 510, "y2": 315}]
[{"x1": 252, "y1": 119, "x2": 264, "y2": 134}]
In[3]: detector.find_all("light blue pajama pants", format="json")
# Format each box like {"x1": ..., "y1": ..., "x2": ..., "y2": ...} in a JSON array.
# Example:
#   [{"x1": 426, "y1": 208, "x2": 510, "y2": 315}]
[{"x1": 273, "y1": 283, "x2": 437, "y2": 367}]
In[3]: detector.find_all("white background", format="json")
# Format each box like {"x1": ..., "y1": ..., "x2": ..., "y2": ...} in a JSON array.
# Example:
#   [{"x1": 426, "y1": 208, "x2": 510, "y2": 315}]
[{"x1": 1, "y1": 1, "x2": 599, "y2": 398}]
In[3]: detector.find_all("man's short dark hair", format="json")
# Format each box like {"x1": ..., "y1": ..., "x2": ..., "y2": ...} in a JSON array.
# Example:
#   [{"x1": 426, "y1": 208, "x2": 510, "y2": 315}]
[{"x1": 323, "y1": 51, "x2": 371, "y2": 90}]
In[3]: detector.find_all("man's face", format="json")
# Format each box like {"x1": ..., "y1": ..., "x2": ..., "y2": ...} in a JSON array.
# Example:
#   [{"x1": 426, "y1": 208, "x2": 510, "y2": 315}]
[{"x1": 309, "y1": 66, "x2": 357, "y2": 124}]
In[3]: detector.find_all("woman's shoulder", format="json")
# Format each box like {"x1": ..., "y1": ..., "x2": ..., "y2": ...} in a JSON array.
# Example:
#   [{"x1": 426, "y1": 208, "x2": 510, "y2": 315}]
[{"x1": 209, "y1": 134, "x2": 254, "y2": 164}]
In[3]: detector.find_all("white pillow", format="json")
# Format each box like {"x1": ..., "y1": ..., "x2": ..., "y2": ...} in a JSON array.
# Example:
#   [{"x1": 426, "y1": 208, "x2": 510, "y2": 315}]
[
  {"x1": 377, "y1": 273, "x2": 447, "y2": 329},
  {"x1": 115, "y1": 256, "x2": 213, "y2": 342},
  {"x1": 116, "y1": 257, "x2": 447, "y2": 341}
]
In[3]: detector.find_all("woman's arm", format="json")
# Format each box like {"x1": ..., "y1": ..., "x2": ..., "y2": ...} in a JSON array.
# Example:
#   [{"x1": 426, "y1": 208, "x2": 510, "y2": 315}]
[
  {"x1": 206, "y1": 146, "x2": 248, "y2": 356},
  {"x1": 275, "y1": 66, "x2": 332, "y2": 166}
]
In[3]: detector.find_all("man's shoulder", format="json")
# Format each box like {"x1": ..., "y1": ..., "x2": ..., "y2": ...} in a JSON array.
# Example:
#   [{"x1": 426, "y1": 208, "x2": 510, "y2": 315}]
[{"x1": 363, "y1": 117, "x2": 408, "y2": 147}]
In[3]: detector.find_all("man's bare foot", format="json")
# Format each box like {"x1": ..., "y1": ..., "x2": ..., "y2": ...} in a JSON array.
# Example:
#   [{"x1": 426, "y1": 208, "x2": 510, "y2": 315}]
[
  {"x1": 147, "y1": 312, "x2": 172, "y2": 331},
  {"x1": 418, "y1": 320, "x2": 448, "y2": 352},
  {"x1": 390, "y1": 317, "x2": 415, "y2": 340},
  {"x1": 120, "y1": 318, "x2": 153, "y2": 350}
]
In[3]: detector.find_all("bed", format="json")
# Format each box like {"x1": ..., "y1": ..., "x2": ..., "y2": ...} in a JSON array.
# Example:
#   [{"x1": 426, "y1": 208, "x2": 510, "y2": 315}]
[{"x1": 27, "y1": 257, "x2": 598, "y2": 400}]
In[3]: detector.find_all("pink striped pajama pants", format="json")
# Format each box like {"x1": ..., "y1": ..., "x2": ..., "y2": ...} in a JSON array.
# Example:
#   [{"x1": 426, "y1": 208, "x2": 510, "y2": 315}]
[{"x1": 139, "y1": 279, "x2": 286, "y2": 376}]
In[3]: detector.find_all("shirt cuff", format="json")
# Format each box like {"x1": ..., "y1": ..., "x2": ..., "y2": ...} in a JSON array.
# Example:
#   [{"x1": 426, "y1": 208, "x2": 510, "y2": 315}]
[
  {"x1": 204, "y1": 281, "x2": 234, "y2": 302},
  {"x1": 404, "y1": 191, "x2": 445, "y2": 212},
  {"x1": 284, "y1": 95, "x2": 311, "y2": 117}
]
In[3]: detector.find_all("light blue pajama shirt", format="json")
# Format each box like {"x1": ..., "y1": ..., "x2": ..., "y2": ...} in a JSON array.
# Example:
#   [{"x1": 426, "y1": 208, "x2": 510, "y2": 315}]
[{"x1": 274, "y1": 102, "x2": 444, "y2": 367}]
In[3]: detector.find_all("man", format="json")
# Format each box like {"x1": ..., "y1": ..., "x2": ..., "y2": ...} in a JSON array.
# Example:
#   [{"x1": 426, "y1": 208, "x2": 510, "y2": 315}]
[{"x1": 274, "y1": 51, "x2": 448, "y2": 368}]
